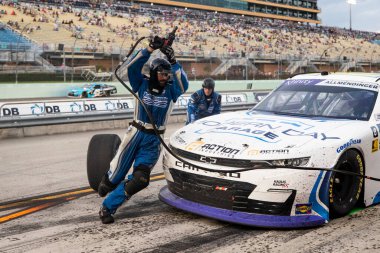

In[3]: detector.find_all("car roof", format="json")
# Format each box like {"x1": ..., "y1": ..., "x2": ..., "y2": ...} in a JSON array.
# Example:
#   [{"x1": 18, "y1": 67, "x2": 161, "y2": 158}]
[{"x1": 291, "y1": 72, "x2": 380, "y2": 83}]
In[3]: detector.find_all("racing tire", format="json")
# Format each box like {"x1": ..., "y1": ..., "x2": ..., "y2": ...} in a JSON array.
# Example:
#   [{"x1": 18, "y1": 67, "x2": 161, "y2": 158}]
[
  {"x1": 329, "y1": 149, "x2": 364, "y2": 218},
  {"x1": 105, "y1": 90, "x2": 111, "y2": 97},
  {"x1": 87, "y1": 134, "x2": 121, "y2": 191}
]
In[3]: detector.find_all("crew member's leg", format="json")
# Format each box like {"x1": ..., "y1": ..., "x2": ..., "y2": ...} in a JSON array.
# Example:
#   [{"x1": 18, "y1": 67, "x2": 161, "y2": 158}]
[
  {"x1": 98, "y1": 127, "x2": 139, "y2": 197},
  {"x1": 99, "y1": 134, "x2": 160, "y2": 224}
]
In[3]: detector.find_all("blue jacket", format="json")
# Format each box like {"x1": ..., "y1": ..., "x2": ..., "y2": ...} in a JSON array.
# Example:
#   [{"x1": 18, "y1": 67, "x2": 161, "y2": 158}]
[
  {"x1": 127, "y1": 48, "x2": 189, "y2": 128},
  {"x1": 186, "y1": 89, "x2": 221, "y2": 124}
]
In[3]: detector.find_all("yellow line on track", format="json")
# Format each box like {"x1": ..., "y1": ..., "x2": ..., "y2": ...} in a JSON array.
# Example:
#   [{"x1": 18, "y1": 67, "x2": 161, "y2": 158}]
[
  {"x1": 0, "y1": 203, "x2": 54, "y2": 223},
  {"x1": 0, "y1": 173, "x2": 166, "y2": 223}
]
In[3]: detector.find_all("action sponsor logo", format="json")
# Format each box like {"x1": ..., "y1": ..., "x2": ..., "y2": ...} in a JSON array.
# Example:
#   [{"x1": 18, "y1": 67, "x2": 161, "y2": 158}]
[
  {"x1": 372, "y1": 139, "x2": 379, "y2": 153},
  {"x1": 273, "y1": 180, "x2": 289, "y2": 188},
  {"x1": 336, "y1": 139, "x2": 361, "y2": 153},
  {"x1": 295, "y1": 203, "x2": 312, "y2": 214},
  {"x1": 201, "y1": 143, "x2": 241, "y2": 155}
]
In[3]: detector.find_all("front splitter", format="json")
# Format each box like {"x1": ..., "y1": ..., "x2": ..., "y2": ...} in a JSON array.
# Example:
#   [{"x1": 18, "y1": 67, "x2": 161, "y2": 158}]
[{"x1": 159, "y1": 186, "x2": 326, "y2": 228}]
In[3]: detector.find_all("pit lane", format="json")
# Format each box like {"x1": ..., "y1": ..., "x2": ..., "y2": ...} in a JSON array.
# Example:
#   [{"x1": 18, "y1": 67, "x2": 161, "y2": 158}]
[{"x1": 1, "y1": 123, "x2": 380, "y2": 252}]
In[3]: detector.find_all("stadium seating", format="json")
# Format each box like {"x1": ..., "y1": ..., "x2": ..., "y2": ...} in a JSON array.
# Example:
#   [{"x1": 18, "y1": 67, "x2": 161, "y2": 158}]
[{"x1": 0, "y1": 1, "x2": 378, "y2": 73}]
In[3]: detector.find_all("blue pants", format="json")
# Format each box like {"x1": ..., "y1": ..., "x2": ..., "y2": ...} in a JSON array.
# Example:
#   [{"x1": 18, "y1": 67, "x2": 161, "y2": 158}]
[{"x1": 103, "y1": 128, "x2": 161, "y2": 213}]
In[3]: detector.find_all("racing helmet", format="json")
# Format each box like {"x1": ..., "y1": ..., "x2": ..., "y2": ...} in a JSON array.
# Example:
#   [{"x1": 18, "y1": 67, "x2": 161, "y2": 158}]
[
  {"x1": 202, "y1": 78, "x2": 215, "y2": 90},
  {"x1": 149, "y1": 58, "x2": 172, "y2": 82}
]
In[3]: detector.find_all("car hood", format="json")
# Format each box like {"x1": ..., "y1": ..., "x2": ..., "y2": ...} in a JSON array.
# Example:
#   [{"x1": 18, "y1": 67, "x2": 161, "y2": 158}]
[{"x1": 170, "y1": 111, "x2": 368, "y2": 160}]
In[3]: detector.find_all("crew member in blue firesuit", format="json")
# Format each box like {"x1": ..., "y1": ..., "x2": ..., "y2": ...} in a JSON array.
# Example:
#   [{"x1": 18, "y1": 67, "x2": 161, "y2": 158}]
[
  {"x1": 98, "y1": 37, "x2": 189, "y2": 224},
  {"x1": 186, "y1": 78, "x2": 221, "y2": 124}
]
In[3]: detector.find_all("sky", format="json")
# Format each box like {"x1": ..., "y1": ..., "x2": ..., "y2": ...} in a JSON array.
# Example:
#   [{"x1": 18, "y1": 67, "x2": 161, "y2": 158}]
[{"x1": 318, "y1": 0, "x2": 380, "y2": 33}]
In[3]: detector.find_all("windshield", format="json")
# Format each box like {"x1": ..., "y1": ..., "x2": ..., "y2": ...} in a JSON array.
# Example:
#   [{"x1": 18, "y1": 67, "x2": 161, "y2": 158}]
[{"x1": 253, "y1": 81, "x2": 377, "y2": 121}]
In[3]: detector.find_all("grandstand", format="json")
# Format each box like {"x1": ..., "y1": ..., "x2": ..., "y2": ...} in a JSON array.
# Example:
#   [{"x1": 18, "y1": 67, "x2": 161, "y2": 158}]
[{"x1": 0, "y1": 0, "x2": 379, "y2": 81}]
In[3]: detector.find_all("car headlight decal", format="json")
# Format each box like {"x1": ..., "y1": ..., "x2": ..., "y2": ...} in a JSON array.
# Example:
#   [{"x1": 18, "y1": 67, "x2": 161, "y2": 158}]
[{"x1": 267, "y1": 157, "x2": 310, "y2": 167}]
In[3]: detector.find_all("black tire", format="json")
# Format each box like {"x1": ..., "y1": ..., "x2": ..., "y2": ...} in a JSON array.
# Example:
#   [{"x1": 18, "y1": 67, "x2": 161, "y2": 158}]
[
  {"x1": 329, "y1": 149, "x2": 364, "y2": 218},
  {"x1": 87, "y1": 134, "x2": 121, "y2": 191},
  {"x1": 105, "y1": 90, "x2": 111, "y2": 97}
]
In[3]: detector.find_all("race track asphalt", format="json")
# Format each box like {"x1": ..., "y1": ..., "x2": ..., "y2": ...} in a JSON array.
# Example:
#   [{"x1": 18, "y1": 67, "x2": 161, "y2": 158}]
[{"x1": 1, "y1": 122, "x2": 380, "y2": 253}]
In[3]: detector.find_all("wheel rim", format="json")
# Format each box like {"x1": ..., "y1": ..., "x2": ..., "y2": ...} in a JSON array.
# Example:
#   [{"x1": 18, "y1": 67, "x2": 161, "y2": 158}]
[{"x1": 332, "y1": 161, "x2": 355, "y2": 205}]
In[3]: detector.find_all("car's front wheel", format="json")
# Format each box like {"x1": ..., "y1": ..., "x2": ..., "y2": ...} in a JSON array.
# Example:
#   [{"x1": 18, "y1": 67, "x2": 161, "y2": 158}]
[
  {"x1": 329, "y1": 149, "x2": 364, "y2": 218},
  {"x1": 87, "y1": 134, "x2": 121, "y2": 191}
]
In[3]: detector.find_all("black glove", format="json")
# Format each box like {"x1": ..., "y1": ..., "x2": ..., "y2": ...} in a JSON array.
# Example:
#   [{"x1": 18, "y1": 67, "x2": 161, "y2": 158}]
[
  {"x1": 149, "y1": 36, "x2": 164, "y2": 50},
  {"x1": 160, "y1": 46, "x2": 176, "y2": 64}
]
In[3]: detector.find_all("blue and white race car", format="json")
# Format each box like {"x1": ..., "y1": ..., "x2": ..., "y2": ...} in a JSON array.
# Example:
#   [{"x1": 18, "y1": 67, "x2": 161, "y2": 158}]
[
  {"x1": 67, "y1": 83, "x2": 117, "y2": 98},
  {"x1": 160, "y1": 72, "x2": 380, "y2": 228}
]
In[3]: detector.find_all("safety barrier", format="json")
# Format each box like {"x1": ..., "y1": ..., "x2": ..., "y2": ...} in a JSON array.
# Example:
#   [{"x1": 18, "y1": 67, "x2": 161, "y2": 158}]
[{"x1": 0, "y1": 90, "x2": 271, "y2": 129}]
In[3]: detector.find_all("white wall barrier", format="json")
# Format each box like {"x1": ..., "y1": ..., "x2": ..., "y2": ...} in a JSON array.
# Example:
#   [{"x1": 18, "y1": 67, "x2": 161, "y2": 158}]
[{"x1": 0, "y1": 92, "x2": 251, "y2": 119}]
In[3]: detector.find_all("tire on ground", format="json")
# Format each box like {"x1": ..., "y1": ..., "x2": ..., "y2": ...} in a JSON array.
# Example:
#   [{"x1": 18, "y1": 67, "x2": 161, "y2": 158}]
[
  {"x1": 329, "y1": 149, "x2": 364, "y2": 218},
  {"x1": 87, "y1": 134, "x2": 121, "y2": 191}
]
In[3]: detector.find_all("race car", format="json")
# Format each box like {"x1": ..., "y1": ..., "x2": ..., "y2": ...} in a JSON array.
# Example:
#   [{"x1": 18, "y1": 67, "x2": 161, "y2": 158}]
[
  {"x1": 67, "y1": 83, "x2": 117, "y2": 98},
  {"x1": 159, "y1": 72, "x2": 380, "y2": 228}
]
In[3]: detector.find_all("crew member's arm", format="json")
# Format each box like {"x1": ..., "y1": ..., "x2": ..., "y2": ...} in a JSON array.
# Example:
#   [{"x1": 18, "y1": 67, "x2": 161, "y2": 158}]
[
  {"x1": 214, "y1": 93, "x2": 222, "y2": 115},
  {"x1": 161, "y1": 46, "x2": 189, "y2": 100},
  {"x1": 126, "y1": 47, "x2": 152, "y2": 92},
  {"x1": 187, "y1": 92, "x2": 200, "y2": 124}
]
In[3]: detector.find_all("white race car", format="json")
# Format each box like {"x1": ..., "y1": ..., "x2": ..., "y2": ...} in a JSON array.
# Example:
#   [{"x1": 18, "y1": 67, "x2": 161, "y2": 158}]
[{"x1": 159, "y1": 72, "x2": 380, "y2": 228}]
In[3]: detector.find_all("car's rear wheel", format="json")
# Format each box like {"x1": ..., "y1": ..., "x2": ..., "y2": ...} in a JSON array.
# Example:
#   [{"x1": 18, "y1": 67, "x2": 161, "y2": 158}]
[
  {"x1": 87, "y1": 134, "x2": 121, "y2": 191},
  {"x1": 329, "y1": 149, "x2": 364, "y2": 218}
]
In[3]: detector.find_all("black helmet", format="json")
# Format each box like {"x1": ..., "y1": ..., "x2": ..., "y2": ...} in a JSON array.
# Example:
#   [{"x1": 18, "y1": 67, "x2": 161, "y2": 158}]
[
  {"x1": 202, "y1": 78, "x2": 215, "y2": 89},
  {"x1": 149, "y1": 58, "x2": 172, "y2": 81}
]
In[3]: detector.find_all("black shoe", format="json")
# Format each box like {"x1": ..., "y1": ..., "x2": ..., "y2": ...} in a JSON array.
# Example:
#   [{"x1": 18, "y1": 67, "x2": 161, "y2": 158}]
[
  {"x1": 98, "y1": 175, "x2": 117, "y2": 197},
  {"x1": 99, "y1": 206, "x2": 114, "y2": 224}
]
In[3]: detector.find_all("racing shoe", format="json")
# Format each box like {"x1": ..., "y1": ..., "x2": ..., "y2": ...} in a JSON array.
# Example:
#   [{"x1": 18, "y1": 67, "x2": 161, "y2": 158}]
[
  {"x1": 98, "y1": 175, "x2": 117, "y2": 197},
  {"x1": 99, "y1": 206, "x2": 114, "y2": 224}
]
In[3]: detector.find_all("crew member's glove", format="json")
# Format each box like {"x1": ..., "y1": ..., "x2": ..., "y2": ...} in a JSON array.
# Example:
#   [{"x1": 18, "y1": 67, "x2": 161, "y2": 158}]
[
  {"x1": 149, "y1": 36, "x2": 164, "y2": 50},
  {"x1": 160, "y1": 46, "x2": 176, "y2": 65}
]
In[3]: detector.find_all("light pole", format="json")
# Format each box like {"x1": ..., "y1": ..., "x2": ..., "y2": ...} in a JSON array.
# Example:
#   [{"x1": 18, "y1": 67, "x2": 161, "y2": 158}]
[
  {"x1": 15, "y1": 23, "x2": 31, "y2": 84},
  {"x1": 347, "y1": 0, "x2": 357, "y2": 31},
  {"x1": 119, "y1": 36, "x2": 128, "y2": 62},
  {"x1": 370, "y1": 48, "x2": 378, "y2": 72},
  {"x1": 71, "y1": 33, "x2": 81, "y2": 83}
]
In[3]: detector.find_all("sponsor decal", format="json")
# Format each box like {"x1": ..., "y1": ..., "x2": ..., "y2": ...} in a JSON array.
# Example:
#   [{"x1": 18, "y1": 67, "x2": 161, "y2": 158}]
[
  {"x1": 201, "y1": 144, "x2": 241, "y2": 155},
  {"x1": 336, "y1": 139, "x2": 361, "y2": 153},
  {"x1": 283, "y1": 79, "x2": 322, "y2": 86},
  {"x1": 324, "y1": 80, "x2": 379, "y2": 90},
  {"x1": 247, "y1": 149, "x2": 290, "y2": 156},
  {"x1": 198, "y1": 119, "x2": 339, "y2": 142},
  {"x1": 295, "y1": 204, "x2": 312, "y2": 214},
  {"x1": 372, "y1": 139, "x2": 379, "y2": 153},
  {"x1": 175, "y1": 160, "x2": 241, "y2": 178},
  {"x1": 372, "y1": 126, "x2": 379, "y2": 138},
  {"x1": 173, "y1": 135, "x2": 186, "y2": 144},
  {"x1": 273, "y1": 180, "x2": 289, "y2": 188},
  {"x1": 185, "y1": 140, "x2": 205, "y2": 151}
]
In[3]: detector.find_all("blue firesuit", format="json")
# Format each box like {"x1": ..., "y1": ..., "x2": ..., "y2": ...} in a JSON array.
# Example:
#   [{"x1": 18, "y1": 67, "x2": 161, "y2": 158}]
[
  {"x1": 103, "y1": 49, "x2": 189, "y2": 213},
  {"x1": 186, "y1": 89, "x2": 222, "y2": 124}
]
